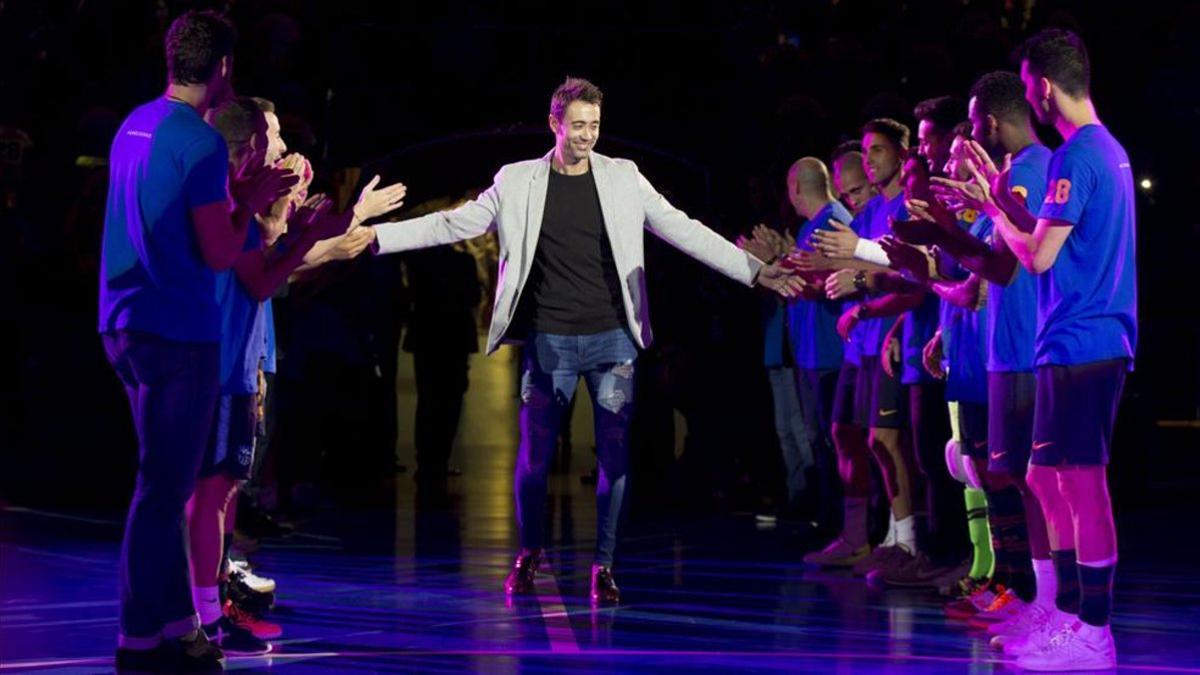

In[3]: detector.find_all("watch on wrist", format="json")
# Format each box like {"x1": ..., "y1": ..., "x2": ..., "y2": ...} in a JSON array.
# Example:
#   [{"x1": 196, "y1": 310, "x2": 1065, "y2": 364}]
[{"x1": 853, "y1": 270, "x2": 868, "y2": 292}]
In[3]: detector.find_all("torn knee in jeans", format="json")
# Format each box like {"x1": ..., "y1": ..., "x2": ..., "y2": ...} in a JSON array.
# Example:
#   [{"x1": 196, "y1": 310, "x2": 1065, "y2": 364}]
[{"x1": 596, "y1": 362, "x2": 634, "y2": 414}]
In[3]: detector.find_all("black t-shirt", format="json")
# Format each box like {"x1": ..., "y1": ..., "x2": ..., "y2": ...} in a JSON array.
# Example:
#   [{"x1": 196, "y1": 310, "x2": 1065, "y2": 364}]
[{"x1": 515, "y1": 167, "x2": 626, "y2": 335}]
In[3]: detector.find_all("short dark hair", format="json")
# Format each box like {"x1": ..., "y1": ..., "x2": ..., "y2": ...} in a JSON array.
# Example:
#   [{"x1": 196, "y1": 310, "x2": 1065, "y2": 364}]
[
  {"x1": 1021, "y1": 28, "x2": 1090, "y2": 98},
  {"x1": 952, "y1": 121, "x2": 973, "y2": 139},
  {"x1": 550, "y1": 77, "x2": 603, "y2": 121},
  {"x1": 831, "y1": 139, "x2": 861, "y2": 164},
  {"x1": 209, "y1": 97, "x2": 263, "y2": 153},
  {"x1": 248, "y1": 96, "x2": 276, "y2": 114},
  {"x1": 862, "y1": 118, "x2": 910, "y2": 151},
  {"x1": 913, "y1": 96, "x2": 964, "y2": 133},
  {"x1": 165, "y1": 10, "x2": 237, "y2": 86},
  {"x1": 969, "y1": 71, "x2": 1030, "y2": 123}
]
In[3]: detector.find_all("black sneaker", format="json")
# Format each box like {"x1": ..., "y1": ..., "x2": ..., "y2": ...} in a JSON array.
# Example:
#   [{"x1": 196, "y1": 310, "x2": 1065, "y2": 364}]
[
  {"x1": 203, "y1": 616, "x2": 272, "y2": 656},
  {"x1": 225, "y1": 570, "x2": 275, "y2": 616},
  {"x1": 116, "y1": 629, "x2": 225, "y2": 673}
]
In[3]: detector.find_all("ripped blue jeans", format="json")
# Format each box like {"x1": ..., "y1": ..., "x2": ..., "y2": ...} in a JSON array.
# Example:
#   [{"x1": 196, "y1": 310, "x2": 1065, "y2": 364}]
[{"x1": 517, "y1": 328, "x2": 637, "y2": 567}]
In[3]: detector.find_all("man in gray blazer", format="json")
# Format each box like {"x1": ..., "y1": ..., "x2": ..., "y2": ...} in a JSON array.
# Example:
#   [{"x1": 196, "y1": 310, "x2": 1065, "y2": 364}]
[{"x1": 368, "y1": 77, "x2": 803, "y2": 604}]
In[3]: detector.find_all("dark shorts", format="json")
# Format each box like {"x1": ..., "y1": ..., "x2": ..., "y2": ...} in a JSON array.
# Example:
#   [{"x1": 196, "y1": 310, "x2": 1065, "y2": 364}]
[
  {"x1": 987, "y1": 371, "x2": 1035, "y2": 475},
  {"x1": 1032, "y1": 359, "x2": 1128, "y2": 467},
  {"x1": 832, "y1": 361, "x2": 859, "y2": 426},
  {"x1": 201, "y1": 394, "x2": 257, "y2": 480},
  {"x1": 859, "y1": 357, "x2": 906, "y2": 429},
  {"x1": 959, "y1": 401, "x2": 990, "y2": 460}
]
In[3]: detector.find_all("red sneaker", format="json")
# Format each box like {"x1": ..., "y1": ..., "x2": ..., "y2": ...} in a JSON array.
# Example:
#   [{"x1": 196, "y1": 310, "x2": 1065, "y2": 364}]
[{"x1": 223, "y1": 599, "x2": 283, "y2": 639}]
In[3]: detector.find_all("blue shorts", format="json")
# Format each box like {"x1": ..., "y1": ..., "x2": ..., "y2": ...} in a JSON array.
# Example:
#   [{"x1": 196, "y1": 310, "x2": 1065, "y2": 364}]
[
  {"x1": 200, "y1": 394, "x2": 257, "y2": 480},
  {"x1": 1031, "y1": 360, "x2": 1127, "y2": 467},
  {"x1": 987, "y1": 371, "x2": 1035, "y2": 475}
]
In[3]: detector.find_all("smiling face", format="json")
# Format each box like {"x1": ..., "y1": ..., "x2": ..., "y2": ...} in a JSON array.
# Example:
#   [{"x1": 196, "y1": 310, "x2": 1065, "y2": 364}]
[
  {"x1": 262, "y1": 111, "x2": 287, "y2": 165},
  {"x1": 549, "y1": 100, "x2": 600, "y2": 164},
  {"x1": 862, "y1": 131, "x2": 903, "y2": 188}
]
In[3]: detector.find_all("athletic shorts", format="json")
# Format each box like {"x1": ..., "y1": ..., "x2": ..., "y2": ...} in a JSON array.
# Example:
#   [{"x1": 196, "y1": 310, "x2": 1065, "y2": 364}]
[
  {"x1": 832, "y1": 361, "x2": 859, "y2": 426},
  {"x1": 987, "y1": 371, "x2": 1035, "y2": 475},
  {"x1": 1031, "y1": 359, "x2": 1128, "y2": 467},
  {"x1": 858, "y1": 357, "x2": 906, "y2": 429},
  {"x1": 200, "y1": 394, "x2": 257, "y2": 480},
  {"x1": 959, "y1": 401, "x2": 989, "y2": 460}
]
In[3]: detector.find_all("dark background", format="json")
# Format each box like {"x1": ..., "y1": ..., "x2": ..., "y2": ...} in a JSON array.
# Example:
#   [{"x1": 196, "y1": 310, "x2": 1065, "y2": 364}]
[{"x1": 2, "y1": 0, "x2": 1196, "y2": 513}]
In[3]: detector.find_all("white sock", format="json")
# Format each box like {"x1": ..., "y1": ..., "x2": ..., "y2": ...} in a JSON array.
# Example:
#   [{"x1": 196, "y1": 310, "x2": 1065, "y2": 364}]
[
  {"x1": 1032, "y1": 557, "x2": 1057, "y2": 608},
  {"x1": 191, "y1": 585, "x2": 222, "y2": 626},
  {"x1": 881, "y1": 510, "x2": 897, "y2": 547},
  {"x1": 843, "y1": 497, "x2": 869, "y2": 548},
  {"x1": 895, "y1": 515, "x2": 917, "y2": 555}
]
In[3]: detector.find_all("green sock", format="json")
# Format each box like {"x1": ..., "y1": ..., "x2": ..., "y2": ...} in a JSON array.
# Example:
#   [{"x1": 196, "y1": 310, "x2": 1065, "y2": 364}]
[{"x1": 965, "y1": 487, "x2": 994, "y2": 580}]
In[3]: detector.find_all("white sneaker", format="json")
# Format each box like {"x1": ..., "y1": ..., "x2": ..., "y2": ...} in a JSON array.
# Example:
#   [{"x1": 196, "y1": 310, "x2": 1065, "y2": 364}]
[
  {"x1": 988, "y1": 598, "x2": 1046, "y2": 634},
  {"x1": 229, "y1": 559, "x2": 276, "y2": 594},
  {"x1": 1016, "y1": 620, "x2": 1117, "y2": 671},
  {"x1": 1002, "y1": 608, "x2": 1076, "y2": 657},
  {"x1": 988, "y1": 602, "x2": 1049, "y2": 648}
]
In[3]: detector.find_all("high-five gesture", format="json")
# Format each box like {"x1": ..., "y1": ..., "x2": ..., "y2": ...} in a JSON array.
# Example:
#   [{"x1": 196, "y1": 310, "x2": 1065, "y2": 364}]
[{"x1": 353, "y1": 175, "x2": 408, "y2": 222}]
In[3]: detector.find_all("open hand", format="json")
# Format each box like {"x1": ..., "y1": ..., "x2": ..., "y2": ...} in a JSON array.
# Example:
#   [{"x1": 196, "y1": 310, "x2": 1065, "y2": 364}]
[
  {"x1": 812, "y1": 220, "x2": 859, "y2": 259},
  {"x1": 232, "y1": 161, "x2": 299, "y2": 217},
  {"x1": 737, "y1": 231, "x2": 777, "y2": 264},
  {"x1": 353, "y1": 175, "x2": 408, "y2": 222},
  {"x1": 825, "y1": 268, "x2": 860, "y2": 300}
]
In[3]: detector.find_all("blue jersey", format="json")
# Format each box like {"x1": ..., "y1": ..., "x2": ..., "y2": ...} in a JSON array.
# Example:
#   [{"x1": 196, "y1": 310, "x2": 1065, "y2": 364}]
[
  {"x1": 854, "y1": 192, "x2": 905, "y2": 357},
  {"x1": 1035, "y1": 125, "x2": 1137, "y2": 367},
  {"x1": 217, "y1": 226, "x2": 268, "y2": 395},
  {"x1": 943, "y1": 214, "x2": 993, "y2": 403},
  {"x1": 901, "y1": 292, "x2": 940, "y2": 385},
  {"x1": 987, "y1": 143, "x2": 1050, "y2": 372},
  {"x1": 99, "y1": 98, "x2": 230, "y2": 342},
  {"x1": 788, "y1": 200, "x2": 854, "y2": 370}
]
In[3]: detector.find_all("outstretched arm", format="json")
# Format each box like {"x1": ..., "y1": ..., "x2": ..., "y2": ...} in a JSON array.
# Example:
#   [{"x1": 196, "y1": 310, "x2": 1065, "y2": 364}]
[
  {"x1": 371, "y1": 171, "x2": 502, "y2": 255},
  {"x1": 638, "y1": 169, "x2": 762, "y2": 286}
]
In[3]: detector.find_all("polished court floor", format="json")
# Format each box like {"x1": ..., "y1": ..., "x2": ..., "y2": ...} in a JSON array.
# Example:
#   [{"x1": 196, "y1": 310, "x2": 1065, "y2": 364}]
[{"x1": 3, "y1": 347, "x2": 1199, "y2": 673}]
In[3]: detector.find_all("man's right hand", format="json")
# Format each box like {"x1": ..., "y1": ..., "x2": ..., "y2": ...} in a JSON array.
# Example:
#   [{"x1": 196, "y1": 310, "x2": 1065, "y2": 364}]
[{"x1": 232, "y1": 161, "x2": 299, "y2": 217}]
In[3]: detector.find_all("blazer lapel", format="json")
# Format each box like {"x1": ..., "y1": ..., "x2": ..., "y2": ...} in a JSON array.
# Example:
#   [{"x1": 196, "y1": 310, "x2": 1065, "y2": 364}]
[
  {"x1": 589, "y1": 152, "x2": 625, "y2": 259},
  {"x1": 522, "y1": 150, "x2": 554, "y2": 272}
]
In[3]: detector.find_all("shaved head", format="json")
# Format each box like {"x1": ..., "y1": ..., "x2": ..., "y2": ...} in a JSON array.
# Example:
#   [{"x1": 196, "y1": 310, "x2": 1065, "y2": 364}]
[
  {"x1": 789, "y1": 157, "x2": 831, "y2": 196},
  {"x1": 832, "y1": 150, "x2": 872, "y2": 214}
]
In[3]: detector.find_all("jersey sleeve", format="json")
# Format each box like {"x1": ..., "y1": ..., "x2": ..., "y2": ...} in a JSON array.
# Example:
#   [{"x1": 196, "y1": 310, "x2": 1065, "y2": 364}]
[
  {"x1": 1037, "y1": 147, "x2": 1094, "y2": 226},
  {"x1": 182, "y1": 133, "x2": 231, "y2": 209},
  {"x1": 1008, "y1": 162, "x2": 1045, "y2": 214}
]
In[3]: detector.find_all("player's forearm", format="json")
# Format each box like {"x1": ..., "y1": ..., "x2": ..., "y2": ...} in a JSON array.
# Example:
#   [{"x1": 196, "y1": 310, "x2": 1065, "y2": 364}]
[
  {"x1": 991, "y1": 208, "x2": 1039, "y2": 273},
  {"x1": 862, "y1": 288, "x2": 926, "y2": 318},
  {"x1": 932, "y1": 275, "x2": 981, "y2": 309}
]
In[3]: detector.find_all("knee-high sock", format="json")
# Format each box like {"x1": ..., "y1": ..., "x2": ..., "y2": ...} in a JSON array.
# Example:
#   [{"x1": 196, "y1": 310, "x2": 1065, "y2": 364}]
[{"x1": 964, "y1": 487, "x2": 994, "y2": 580}]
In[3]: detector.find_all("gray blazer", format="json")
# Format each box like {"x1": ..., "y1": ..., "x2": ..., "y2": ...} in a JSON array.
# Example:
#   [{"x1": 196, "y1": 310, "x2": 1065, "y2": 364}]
[{"x1": 374, "y1": 149, "x2": 764, "y2": 354}]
